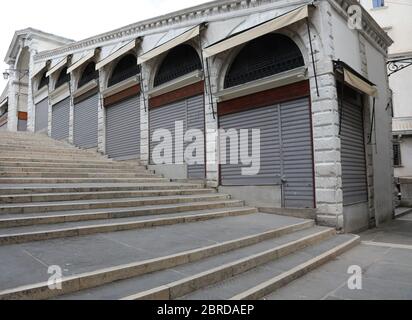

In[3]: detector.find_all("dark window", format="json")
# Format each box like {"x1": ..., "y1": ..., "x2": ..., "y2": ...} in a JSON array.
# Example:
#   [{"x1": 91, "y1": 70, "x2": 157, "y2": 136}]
[
  {"x1": 38, "y1": 71, "x2": 49, "y2": 90},
  {"x1": 78, "y1": 62, "x2": 98, "y2": 88},
  {"x1": 108, "y1": 54, "x2": 139, "y2": 87},
  {"x1": 154, "y1": 44, "x2": 202, "y2": 87},
  {"x1": 373, "y1": 0, "x2": 385, "y2": 8},
  {"x1": 55, "y1": 67, "x2": 70, "y2": 89},
  {"x1": 393, "y1": 142, "x2": 402, "y2": 166},
  {"x1": 224, "y1": 33, "x2": 304, "y2": 88}
]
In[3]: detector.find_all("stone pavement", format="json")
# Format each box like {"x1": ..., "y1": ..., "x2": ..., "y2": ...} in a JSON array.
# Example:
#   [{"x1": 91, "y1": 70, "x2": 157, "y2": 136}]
[{"x1": 263, "y1": 213, "x2": 412, "y2": 300}]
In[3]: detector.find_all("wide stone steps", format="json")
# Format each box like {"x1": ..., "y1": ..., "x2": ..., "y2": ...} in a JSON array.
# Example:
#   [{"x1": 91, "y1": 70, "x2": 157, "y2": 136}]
[
  {"x1": 0, "y1": 177, "x2": 169, "y2": 184},
  {"x1": 0, "y1": 157, "x2": 121, "y2": 165},
  {"x1": 0, "y1": 193, "x2": 232, "y2": 214},
  {"x1": 0, "y1": 151, "x2": 105, "y2": 160},
  {"x1": 0, "y1": 166, "x2": 152, "y2": 174},
  {"x1": 0, "y1": 161, "x2": 143, "y2": 170},
  {"x1": 0, "y1": 188, "x2": 215, "y2": 204},
  {"x1": 0, "y1": 207, "x2": 257, "y2": 245},
  {"x1": 0, "y1": 145, "x2": 102, "y2": 155},
  {"x1": 0, "y1": 171, "x2": 161, "y2": 178},
  {"x1": 0, "y1": 199, "x2": 245, "y2": 229},
  {"x1": 0, "y1": 182, "x2": 205, "y2": 195},
  {"x1": 0, "y1": 214, "x2": 315, "y2": 299}
]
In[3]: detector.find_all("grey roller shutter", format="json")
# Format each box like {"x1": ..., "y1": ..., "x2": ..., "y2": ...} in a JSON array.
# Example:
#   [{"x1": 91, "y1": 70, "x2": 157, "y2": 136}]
[
  {"x1": 150, "y1": 100, "x2": 187, "y2": 166},
  {"x1": 51, "y1": 97, "x2": 70, "y2": 140},
  {"x1": 340, "y1": 90, "x2": 368, "y2": 205},
  {"x1": 220, "y1": 105, "x2": 281, "y2": 186},
  {"x1": 35, "y1": 98, "x2": 49, "y2": 132},
  {"x1": 74, "y1": 94, "x2": 98, "y2": 148},
  {"x1": 219, "y1": 97, "x2": 314, "y2": 208},
  {"x1": 17, "y1": 119, "x2": 27, "y2": 132},
  {"x1": 186, "y1": 95, "x2": 205, "y2": 179},
  {"x1": 280, "y1": 98, "x2": 314, "y2": 208},
  {"x1": 149, "y1": 95, "x2": 205, "y2": 179},
  {"x1": 106, "y1": 95, "x2": 140, "y2": 160}
]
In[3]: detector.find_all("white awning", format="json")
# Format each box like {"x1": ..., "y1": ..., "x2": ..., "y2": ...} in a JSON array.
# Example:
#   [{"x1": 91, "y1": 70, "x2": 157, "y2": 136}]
[
  {"x1": 96, "y1": 39, "x2": 138, "y2": 70},
  {"x1": 344, "y1": 69, "x2": 378, "y2": 98},
  {"x1": 46, "y1": 57, "x2": 68, "y2": 78},
  {"x1": 31, "y1": 61, "x2": 48, "y2": 79},
  {"x1": 137, "y1": 25, "x2": 200, "y2": 64},
  {"x1": 67, "y1": 50, "x2": 95, "y2": 73},
  {"x1": 203, "y1": 5, "x2": 309, "y2": 58}
]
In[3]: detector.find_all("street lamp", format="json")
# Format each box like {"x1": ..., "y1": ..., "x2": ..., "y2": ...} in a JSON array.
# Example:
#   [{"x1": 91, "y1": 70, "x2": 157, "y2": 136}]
[{"x1": 2, "y1": 69, "x2": 29, "y2": 80}]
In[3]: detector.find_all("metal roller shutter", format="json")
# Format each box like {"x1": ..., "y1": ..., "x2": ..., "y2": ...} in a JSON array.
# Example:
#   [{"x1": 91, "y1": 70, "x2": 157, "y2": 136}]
[
  {"x1": 219, "y1": 97, "x2": 314, "y2": 208},
  {"x1": 340, "y1": 89, "x2": 368, "y2": 205},
  {"x1": 280, "y1": 98, "x2": 314, "y2": 208},
  {"x1": 106, "y1": 95, "x2": 140, "y2": 160},
  {"x1": 149, "y1": 95, "x2": 205, "y2": 179},
  {"x1": 18, "y1": 119, "x2": 27, "y2": 132},
  {"x1": 220, "y1": 105, "x2": 281, "y2": 186},
  {"x1": 73, "y1": 94, "x2": 99, "y2": 148},
  {"x1": 186, "y1": 95, "x2": 205, "y2": 179},
  {"x1": 51, "y1": 97, "x2": 70, "y2": 140},
  {"x1": 35, "y1": 98, "x2": 49, "y2": 132}
]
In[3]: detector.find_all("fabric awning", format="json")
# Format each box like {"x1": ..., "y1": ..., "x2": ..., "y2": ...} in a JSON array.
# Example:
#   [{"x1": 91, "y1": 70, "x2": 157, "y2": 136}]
[
  {"x1": 344, "y1": 69, "x2": 378, "y2": 98},
  {"x1": 67, "y1": 50, "x2": 95, "y2": 73},
  {"x1": 203, "y1": 5, "x2": 308, "y2": 58},
  {"x1": 137, "y1": 25, "x2": 200, "y2": 64},
  {"x1": 31, "y1": 61, "x2": 49, "y2": 79},
  {"x1": 46, "y1": 57, "x2": 68, "y2": 77},
  {"x1": 96, "y1": 39, "x2": 139, "y2": 70}
]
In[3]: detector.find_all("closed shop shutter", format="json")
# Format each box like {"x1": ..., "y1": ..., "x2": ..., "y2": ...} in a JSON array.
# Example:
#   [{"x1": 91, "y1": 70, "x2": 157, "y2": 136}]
[
  {"x1": 340, "y1": 89, "x2": 368, "y2": 205},
  {"x1": 219, "y1": 97, "x2": 314, "y2": 208},
  {"x1": 149, "y1": 95, "x2": 205, "y2": 179},
  {"x1": 51, "y1": 97, "x2": 70, "y2": 140},
  {"x1": 18, "y1": 120, "x2": 27, "y2": 132},
  {"x1": 74, "y1": 94, "x2": 99, "y2": 148},
  {"x1": 35, "y1": 98, "x2": 49, "y2": 132},
  {"x1": 106, "y1": 95, "x2": 140, "y2": 160}
]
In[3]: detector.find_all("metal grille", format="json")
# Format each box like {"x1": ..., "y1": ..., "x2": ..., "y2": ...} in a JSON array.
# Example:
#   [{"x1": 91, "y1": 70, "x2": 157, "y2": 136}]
[
  {"x1": 78, "y1": 62, "x2": 98, "y2": 88},
  {"x1": 73, "y1": 94, "x2": 98, "y2": 149},
  {"x1": 55, "y1": 67, "x2": 70, "y2": 89},
  {"x1": 393, "y1": 143, "x2": 401, "y2": 166},
  {"x1": 224, "y1": 34, "x2": 304, "y2": 88},
  {"x1": 154, "y1": 44, "x2": 202, "y2": 87},
  {"x1": 108, "y1": 55, "x2": 140, "y2": 87}
]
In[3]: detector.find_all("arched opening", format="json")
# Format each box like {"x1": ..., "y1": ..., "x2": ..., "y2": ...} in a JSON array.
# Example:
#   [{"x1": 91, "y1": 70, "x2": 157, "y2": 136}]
[
  {"x1": 78, "y1": 62, "x2": 98, "y2": 88},
  {"x1": 38, "y1": 71, "x2": 49, "y2": 90},
  {"x1": 154, "y1": 44, "x2": 202, "y2": 87},
  {"x1": 108, "y1": 54, "x2": 139, "y2": 87},
  {"x1": 55, "y1": 67, "x2": 70, "y2": 89},
  {"x1": 224, "y1": 33, "x2": 304, "y2": 88}
]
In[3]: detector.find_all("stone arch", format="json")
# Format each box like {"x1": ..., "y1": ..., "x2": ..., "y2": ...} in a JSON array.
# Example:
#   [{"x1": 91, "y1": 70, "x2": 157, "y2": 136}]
[
  {"x1": 107, "y1": 54, "x2": 140, "y2": 88},
  {"x1": 78, "y1": 61, "x2": 98, "y2": 88}
]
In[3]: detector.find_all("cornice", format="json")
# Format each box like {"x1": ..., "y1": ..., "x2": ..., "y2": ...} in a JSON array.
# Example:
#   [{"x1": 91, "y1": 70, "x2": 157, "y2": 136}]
[{"x1": 33, "y1": 0, "x2": 392, "y2": 62}]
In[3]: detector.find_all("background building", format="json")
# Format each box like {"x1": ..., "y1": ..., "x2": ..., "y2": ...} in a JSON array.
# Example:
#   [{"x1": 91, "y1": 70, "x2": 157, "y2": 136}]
[{"x1": 360, "y1": 0, "x2": 412, "y2": 178}]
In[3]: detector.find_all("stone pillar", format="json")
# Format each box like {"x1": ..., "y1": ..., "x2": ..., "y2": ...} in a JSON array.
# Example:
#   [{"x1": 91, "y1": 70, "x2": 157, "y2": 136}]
[
  {"x1": 68, "y1": 75, "x2": 76, "y2": 144},
  {"x1": 140, "y1": 63, "x2": 150, "y2": 165},
  {"x1": 6, "y1": 63, "x2": 19, "y2": 132},
  {"x1": 27, "y1": 49, "x2": 37, "y2": 133},
  {"x1": 97, "y1": 68, "x2": 106, "y2": 154}
]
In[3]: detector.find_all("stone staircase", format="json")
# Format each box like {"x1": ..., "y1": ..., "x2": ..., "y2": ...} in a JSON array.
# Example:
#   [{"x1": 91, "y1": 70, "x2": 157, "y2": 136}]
[{"x1": 0, "y1": 132, "x2": 359, "y2": 300}]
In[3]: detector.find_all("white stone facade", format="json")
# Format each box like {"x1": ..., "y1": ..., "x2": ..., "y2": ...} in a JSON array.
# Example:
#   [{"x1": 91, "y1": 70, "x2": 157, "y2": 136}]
[{"x1": 3, "y1": 0, "x2": 394, "y2": 232}]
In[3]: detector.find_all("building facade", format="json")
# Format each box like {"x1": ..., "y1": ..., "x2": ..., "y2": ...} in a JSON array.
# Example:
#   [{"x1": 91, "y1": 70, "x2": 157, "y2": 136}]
[
  {"x1": 2, "y1": 0, "x2": 394, "y2": 232},
  {"x1": 360, "y1": 0, "x2": 412, "y2": 178}
]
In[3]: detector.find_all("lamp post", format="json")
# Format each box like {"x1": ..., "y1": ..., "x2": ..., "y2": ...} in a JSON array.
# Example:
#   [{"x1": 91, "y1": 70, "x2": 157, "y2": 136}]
[{"x1": 2, "y1": 69, "x2": 29, "y2": 80}]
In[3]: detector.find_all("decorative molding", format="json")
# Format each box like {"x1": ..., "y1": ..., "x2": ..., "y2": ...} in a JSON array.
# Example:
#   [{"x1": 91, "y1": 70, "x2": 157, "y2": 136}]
[
  {"x1": 49, "y1": 83, "x2": 70, "y2": 105},
  {"x1": 33, "y1": 0, "x2": 392, "y2": 62}
]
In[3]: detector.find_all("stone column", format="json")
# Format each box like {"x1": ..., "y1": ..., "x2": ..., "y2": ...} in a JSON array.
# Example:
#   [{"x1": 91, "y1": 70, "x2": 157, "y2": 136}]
[
  {"x1": 97, "y1": 68, "x2": 106, "y2": 154},
  {"x1": 27, "y1": 49, "x2": 37, "y2": 133},
  {"x1": 6, "y1": 63, "x2": 19, "y2": 132}
]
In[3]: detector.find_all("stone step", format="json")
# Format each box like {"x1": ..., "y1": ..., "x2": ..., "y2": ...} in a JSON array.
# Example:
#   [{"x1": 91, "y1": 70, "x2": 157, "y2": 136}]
[
  {"x1": 0, "y1": 182, "x2": 206, "y2": 195},
  {"x1": 0, "y1": 166, "x2": 152, "y2": 174},
  {"x1": 0, "y1": 145, "x2": 100, "y2": 154},
  {"x1": 0, "y1": 214, "x2": 313, "y2": 299},
  {"x1": 178, "y1": 234, "x2": 359, "y2": 300},
  {"x1": 0, "y1": 199, "x2": 245, "y2": 228},
  {"x1": 0, "y1": 157, "x2": 117, "y2": 165},
  {"x1": 0, "y1": 177, "x2": 169, "y2": 184},
  {"x1": 0, "y1": 171, "x2": 160, "y2": 179},
  {"x1": 0, "y1": 161, "x2": 143, "y2": 170},
  {"x1": 0, "y1": 188, "x2": 216, "y2": 204},
  {"x1": 0, "y1": 151, "x2": 104, "y2": 160},
  {"x1": 0, "y1": 207, "x2": 257, "y2": 245},
  {"x1": 0, "y1": 193, "x2": 232, "y2": 215}
]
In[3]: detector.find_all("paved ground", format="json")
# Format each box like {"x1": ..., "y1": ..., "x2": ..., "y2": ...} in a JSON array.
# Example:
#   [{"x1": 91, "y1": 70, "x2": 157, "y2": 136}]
[{"x1": 263, "y1": 212, "x2": 412, "y2": 300}]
